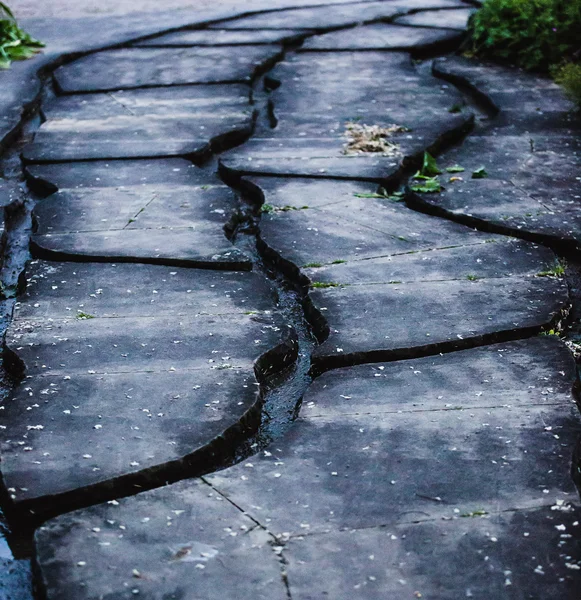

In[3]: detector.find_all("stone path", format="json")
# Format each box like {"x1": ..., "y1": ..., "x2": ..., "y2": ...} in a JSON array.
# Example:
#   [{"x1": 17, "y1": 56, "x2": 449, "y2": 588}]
[{"x1": 1, "y1": 2, "x2": 581, "y2": 599}]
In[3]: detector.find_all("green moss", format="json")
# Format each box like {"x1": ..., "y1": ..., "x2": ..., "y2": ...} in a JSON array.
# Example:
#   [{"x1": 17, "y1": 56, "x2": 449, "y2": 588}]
[
  {"x1": 76, "y1": 311, "x2": 95, "y2": 320},
  {"x1": 537, "y1": 260, "x2": 566, "y2": 277},
  {"x1": 311, "y1": 281, "x2": 341, "y2": 289},
  {"x1": 303, "y1": 262, "x2": 323, "y2": 268}
]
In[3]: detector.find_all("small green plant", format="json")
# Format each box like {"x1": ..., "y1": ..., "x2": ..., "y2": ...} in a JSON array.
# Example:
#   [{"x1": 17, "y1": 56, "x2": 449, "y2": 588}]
[
  {"x1": 537, "y1": 260, "x2": 566, "y2": 277},
  {"x1": 446, "y1": 165, "x2": 465, "y2": 173},
  {"x1": 0, "y1": 3, "x2": 44, "y2": 69},
  {"x1": 471, "y1": 167, "x2": 488, "y2": 179},
  {"x1": 409, "y1": 152, "x2": 443, "y2": 193},
  {"x1": 76, "y1": 311, "x2": 95, "y2": 320},
  {"x1": 311, "y1": 281, "x2": 341, "y2": 289},
  {"x1": 410, "y1": 178, "x2": 441, "y2": 193},
  {"x1": 460, "y1": 509, "x2": 489, "y2": 518},
  {"x1": 554, "y1": 62, "x2": 581, "y2": 107},
  {"x1": 331, "y1": 259, "x2": 347, "y2": 265},
  {"x1": 466, "y1": 274, "x2": 482, "y2": 281},
  {"x1": 303, "y1": 262, "x2": 323, "y2": 268},
  {"x1": 448, "y1": 103, "x2": 463, "y2": 113}
]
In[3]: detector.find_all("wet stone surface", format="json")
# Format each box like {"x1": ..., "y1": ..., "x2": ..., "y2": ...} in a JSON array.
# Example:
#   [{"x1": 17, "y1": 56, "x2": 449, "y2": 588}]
[
  {"x1": 23, "y1": 85, "x2": 255, "y2": 163},
  {"x1": 1, "y1": 260, "x2": 296, "y2": 516},
  {"x1": 210, "y1": 0, "x2": 465, "y2": 31},
  {"x1": 34, "y1": 338, "x2": 581, "y2": 598},
  {"x1": 53, "y1": 45, "x2": 283, "y2": 93},
  {"x1": 221, "y1": 51, "x2": 473, "y2": 182},
  {"x1": 243, "y1": 177, "x2": 568, "y2": 367},
  {"x1": 135, "y1": 28, "x2": 308, "y2": 46},
  {"x1": 394, "y1": 6, "x2": 476, "y2": 29},
  {"x1": 410, "y1": 58, "x2": 581, "y2": 252},
  {"x1": 29, "y1": 159, "x2": 251, "y2": 269},
  {"x1": 300, "y1": 23, "x2": 462, "y2": 52}
]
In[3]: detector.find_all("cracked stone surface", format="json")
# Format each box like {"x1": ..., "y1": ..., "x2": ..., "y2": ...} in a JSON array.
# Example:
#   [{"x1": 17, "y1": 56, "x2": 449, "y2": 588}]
[
  {"x1": 211, "y1": 0, "x2": 465, "y2": 30},
  {"x1": 34, "y1": 338, "x2": 581, "y2": 597},
  {"x1": 221, "y1": 52, "x2": 473, "y2": 181},
  {"x1": 409, "y1": 57, "x2": 581, "y2": 252},
  {"x1": 244, "y1": 176, "x2": 568, "y2": 368},
  {"x1": 300, "y1": 23, "x2": 462, "y2": 52},
  {"x1": 3, "y1": 3, "x2": 581, "y2": 599},
  {"x1": 28, "y1": 160, "x2": 252, "y2": 268},
  {"x1": 23, "y1": 85, "x2": 255, "y2": 163},
  {"x1": 394, "y1": 6, "x2": 476, "y2": 29},
  {"x1": 53, "y1": 45, "x2": 283, "y2": 93},
  {"x1": 135, "y1": 28, "x2": 308, "y2": 46},
  {"x1": 0, "y1": 260, "x2": 296, "y2": 515}
]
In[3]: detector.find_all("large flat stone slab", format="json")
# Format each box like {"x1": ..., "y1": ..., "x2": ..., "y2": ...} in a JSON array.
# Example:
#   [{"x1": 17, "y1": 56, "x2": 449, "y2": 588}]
[
  {"x1": 24, "y1": 85, "x2": 255, "y2": 163},
  {"x1": 222, "y1": 52, "x2": 473, "y2": 181},
  {"x1": 395, "y1": 7, "x2": 475, "y2": 29},
  {"x1": 34, "y1": 338, "x2": 581, "y2": 598},
  {"x1": 136, "y1": 28, "x2": 308, "y2": 46},
  {"x1": 54, "y1": 46, "x2": 283, "y2": 93},
  {"x1": 211, "y1": 0, "x2": 464, "y2": 30},
  {"x1": 240, "y1": 177, "x2": 567, "y2": 367},
  {"x1": 1, "y1": 260, "x2": 297, "y2": 517},
  {"x1": 27, "y1": 159, "x2": 252, "y2": 269},
  {"x1": 300, "y1": 23, "x2": 462, "y2": 52},
  {"x1": 35, "y1": 479, "x2": 286, "y2": 600},
  {"x1": 409, "y1": 59, "x2": 581, "y2": 253}
]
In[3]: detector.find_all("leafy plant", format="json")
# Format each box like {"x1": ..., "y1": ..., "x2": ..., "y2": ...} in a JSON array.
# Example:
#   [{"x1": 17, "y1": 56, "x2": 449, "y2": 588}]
[
  {"x1": 0, "y1": 3, "x2": 44, "y2": 69},
  {"x1": 554, "y1": 62, "x2": 581, "y2": 107},
  {"x1": 466, "y1": 0, "x2": 581, "y2": 71},
  {"x1": 410, "y1": 178, "x2": 441, "y2": 193},
  {"x1": 537, "y1": 259, "x2": 566, "y2": 277},
  {"x1": 471, "y1": 167, "x2": 488, "y2": 179}
]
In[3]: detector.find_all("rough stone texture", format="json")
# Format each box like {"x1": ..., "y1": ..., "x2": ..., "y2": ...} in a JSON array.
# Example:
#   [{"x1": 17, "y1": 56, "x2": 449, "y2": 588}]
[
  {"x1": 395, "y1": 6, "x2": 475, "y2": 29},
  {"x1": 27, "y1": 159, "x2": 252, "y2": 269},
  {"x1": 409, "y1": 58, "x2": 581, "y2": 253},
  {"x1": 34, "y1": 479, "x2": 287, "y2": 600},
  {"x1": 1, "y1": 260, "x2": 297, "y2": 516},
  {"x1": 53, "y1": 45, "x2": 283, "y2": 93},
  {"x1": 242, "y1": 177, "x2": 568, "y2": 367},
  {"x1": 221, "y1": 52, "x2": 472, "y2": 182},
  {"x1": 300, "y1": 23, "x2": 462, "y2": 52},
  {"x1": 211, "y1": 0, "x2": 465, "y2": 30},
  {"x1": 23, "y1": 86, "x2": 255, "y2": 163},
  {"x1": 135, "y1": 28, "x2": 309, "y2": 46},
  {"x1": 34, "y1": 338, "x2": 581, "y2": 598}
]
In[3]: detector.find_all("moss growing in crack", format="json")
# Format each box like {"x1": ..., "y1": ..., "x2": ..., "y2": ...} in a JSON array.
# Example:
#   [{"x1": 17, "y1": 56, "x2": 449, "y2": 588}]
[
  {"x1": 466, "y1": 274, "x2": 482, "y2": 281},
  {"x1": 537, "y1": 260, "x2": 566, "y2": 277},
  {"x1": 540, "y1": 329, "x2": 562, "y2": 337},
  {"x1": 76, "y1": 311, "x2": 95, "y2": 320},
  {"x1": 311, "y1": 281, "x2": 341, "y2": 289},
  {"x1": 261, "y1": 204, "x2": 305, "y2": 214},
  {"x1": 460, "y1": 509, "x2": 489, "y2": 518},
  {"x1": 331, "y1": 259, "x2": 347, "y2": 265},
  {"x1": 303, "y1": 262, "x2": 323, "y2": 268}
]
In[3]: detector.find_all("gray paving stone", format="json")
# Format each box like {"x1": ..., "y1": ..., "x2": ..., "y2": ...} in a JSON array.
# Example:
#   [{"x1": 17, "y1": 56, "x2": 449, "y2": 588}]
[
  {"x1": 208, "y1": 338, "x2": 580, "y2": 534},
  {"x1": 211, "y1": 0, "x2": 464, "y2": 30},
  {"x1": 135, "y1": 28, "x2": 308, "y2": 46},
  {"x1": 240, "y1": 177, "x2": 567, "y2": 366},
  {"x1": 222, "y1": 52, "x2": 473, "y2": 181},
  {"x1": 35, "y1": 479, "x2": 286, "y2": 600},
  {"x1": 23, "y1": 85, "x2": 255, "y2": 163},
  {"x1": 409, "y1": 59, "x2": 581, "y2": 252},
  {"x1": 300, "y1": 23, "x2": 462, "y2": 52},
  {"x1": 33, "y1": 340, "x2": 581, "y2": 598},
  {"x1": 284, "y1": 506, "x2": 581, "y2": 599},
  {"x1": 54, "y1": 46, "x2": 283, "y2": 93},
  {"x1": 28, "y1": 159, "x2": 252, "y2": 269},
  {"x1": 395, "y1": 7, "x2": 475, "y2": 29},
  {"x1": 1, "y1": 260, "x2": 297, "y2": 516}
]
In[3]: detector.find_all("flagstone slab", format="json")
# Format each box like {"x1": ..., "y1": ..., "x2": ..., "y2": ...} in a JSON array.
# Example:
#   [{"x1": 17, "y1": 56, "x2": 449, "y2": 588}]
[
  {"x1": 300, "y1": 23, "x2": 462, "y2": 52},
  {"x1": 54, "y1": 46, "x2": 283, "y2": 93},
  {"x1": 211, "y1": 0, "x2": 464, "y2": 30},
  {"x1": 24, "y1": 84, "x2": 256, "y2": 163},
  {"x1": 27, "y1": 159, "x2": 252, "y2": 269},
  {"x1": 395, "y1": 7, "x2": 475, "y2": 29},
  {"x1": 208, "y1": 338, "x2": 580, "y2": 535},
  {"x1": 222, "y1": 51, "x2": 472, "y2": 181},
  {"x1": 1, "y1": 261, "x2": 297, "y2": 516},
  {"x1": 136, "y1": 28, "x2": 308, "y2": 46},
  {"x1": 410, "y1": 59, "x2": 581, "y2": 252},
  {"x1": 35, "y1": 479, "x2": 286, "y2": 600},
  {"x1": 283, "y1": 506, "x2": 581, "y2": 599},
  {"x1": 32, "y1": 338, "x2": 581, "y2": 599}
]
